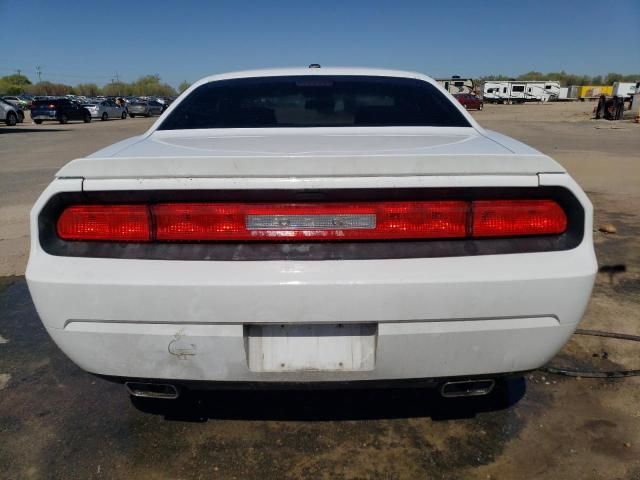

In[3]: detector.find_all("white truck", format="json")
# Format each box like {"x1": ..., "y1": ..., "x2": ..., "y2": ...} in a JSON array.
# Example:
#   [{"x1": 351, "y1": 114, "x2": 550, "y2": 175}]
[{"x1": 483, "y1": 81, "x2": 561, "y2": 104}]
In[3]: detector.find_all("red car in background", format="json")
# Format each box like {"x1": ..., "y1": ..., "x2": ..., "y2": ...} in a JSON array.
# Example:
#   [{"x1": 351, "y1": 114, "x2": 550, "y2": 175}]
[{"x1": 453, "y1": 93, "x2": 483, "y2": 111}]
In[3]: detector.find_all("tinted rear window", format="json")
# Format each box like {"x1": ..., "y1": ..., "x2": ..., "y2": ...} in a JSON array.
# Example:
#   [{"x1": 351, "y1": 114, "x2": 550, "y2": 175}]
[
  {"x1": 159, "y1": 75, "x2": 471, "y2": 130},
  {"x1": 33, "y1": 99, "x2": 68, "y2": 106}
]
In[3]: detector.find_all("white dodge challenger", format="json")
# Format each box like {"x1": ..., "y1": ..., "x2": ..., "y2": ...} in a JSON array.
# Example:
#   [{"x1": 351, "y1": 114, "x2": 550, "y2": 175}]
[{"x1": 27, "y1": 67, "x2": 597, "y2": 400}]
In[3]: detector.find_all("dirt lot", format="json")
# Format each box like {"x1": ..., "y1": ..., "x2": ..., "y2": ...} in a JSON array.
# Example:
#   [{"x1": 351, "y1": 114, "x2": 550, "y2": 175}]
[{"x1": 1, "y1": 103, "x2": 639, "y2": 479}]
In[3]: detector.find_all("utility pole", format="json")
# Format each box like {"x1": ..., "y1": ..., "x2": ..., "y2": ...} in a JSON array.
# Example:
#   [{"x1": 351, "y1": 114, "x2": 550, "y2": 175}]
[
  {"x1": 114, "y1": 72, "x2": 120, "y2": 95},
  {"x1": 36, "y1": 65, "x2": 42, "y2": 83},
  {"x1": 17, "y1": 69, "x2": 21, "y2": 77}
]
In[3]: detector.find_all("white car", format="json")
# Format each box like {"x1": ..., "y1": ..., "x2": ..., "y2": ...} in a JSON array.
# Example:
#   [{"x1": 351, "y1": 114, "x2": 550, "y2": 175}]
[
  {"x1": 82, "y1": 99, "x2": 127, "y2": 120},
  {"x1": 27, "y1": 68, "x2": 597, "y2": 400}
]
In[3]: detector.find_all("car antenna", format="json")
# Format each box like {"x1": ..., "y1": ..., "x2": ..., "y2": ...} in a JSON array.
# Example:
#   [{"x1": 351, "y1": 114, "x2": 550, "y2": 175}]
[{"x1": 308, "y1": 64, "x2": 321, "y2": 69}]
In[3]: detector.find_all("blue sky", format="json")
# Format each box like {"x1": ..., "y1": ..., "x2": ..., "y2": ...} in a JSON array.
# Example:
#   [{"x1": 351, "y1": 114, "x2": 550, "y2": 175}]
[{"x1": 1, "y1": 0, "x2": 638, "y2": 88}]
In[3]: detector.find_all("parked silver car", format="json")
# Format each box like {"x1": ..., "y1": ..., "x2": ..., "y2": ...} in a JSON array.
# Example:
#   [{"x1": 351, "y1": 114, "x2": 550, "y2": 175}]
[
  {"x1": 2, "y1": 96, "x2": 30, "y2": 109},
  {"x1": 0, "y1": 98, "x2": 24, "y2": 125},
  {"x1": 128, "y1": 100, "x2": 163, "y2": 117},
  {"x1": 83, "y1": 100, "x2": 127, "y2": 120}
]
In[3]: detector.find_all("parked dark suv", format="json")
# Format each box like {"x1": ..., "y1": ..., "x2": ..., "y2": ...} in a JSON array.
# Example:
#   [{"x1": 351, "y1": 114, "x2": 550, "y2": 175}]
[{"x1": 31, "y1": 99, "x2": 92, "y2": 124}]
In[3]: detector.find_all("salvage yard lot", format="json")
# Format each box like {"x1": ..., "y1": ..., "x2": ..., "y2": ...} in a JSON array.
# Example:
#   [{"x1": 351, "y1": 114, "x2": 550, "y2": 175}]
[{"x1": 1, "y1": 103, "x2": 639, "y2": 479}]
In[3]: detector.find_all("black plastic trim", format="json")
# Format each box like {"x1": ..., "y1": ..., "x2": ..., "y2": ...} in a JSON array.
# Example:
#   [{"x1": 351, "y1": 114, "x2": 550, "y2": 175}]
[
  {"x1": 39, "y1": 187, "x2": 585, "y2": 261},
  {"x1": 93, "y1": 371, "x2": 529, "y2": 391}
]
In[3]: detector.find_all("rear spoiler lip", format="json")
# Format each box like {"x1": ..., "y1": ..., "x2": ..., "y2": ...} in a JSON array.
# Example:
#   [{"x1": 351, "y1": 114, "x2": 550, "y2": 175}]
[{"x1": 56, "y1": 154, "x2": 566, "y2": 180}]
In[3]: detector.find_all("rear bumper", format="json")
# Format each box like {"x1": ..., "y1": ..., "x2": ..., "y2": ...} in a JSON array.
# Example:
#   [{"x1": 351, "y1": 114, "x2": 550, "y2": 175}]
[
  {"x1": 43, "y1": 316, "x2": 580, "y2": 382},
  {"x1": 28, "y1": 240, "x2": 596, "y2": 382},
  {"x1": 31, "y1": 114, "x2": 57, "y2": 120}
]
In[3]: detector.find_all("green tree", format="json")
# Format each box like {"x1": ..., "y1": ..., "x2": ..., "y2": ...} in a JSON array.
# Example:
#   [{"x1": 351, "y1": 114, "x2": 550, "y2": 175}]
[
  {"x1": 178, "y1": 80, "x2": 190, "y2": 93},
  {"x1": 517, "y1": 71, "x2": 545, "y2": 81},
  {"x1": 31, "y1": 81, "x2": 74, "y2": 96},
  {"x1": 75, "y1": 83, "x2": 101, "y2": 96},
  {"x1": 604, "y1": 73, "x2": 624, "y2": 84},
  {"x1": 126, "y1": 74, "x2": 175, "y2": 96},
  {"x1": 0, "y1": 73, "x2": 32, "y2": 94},
  {"x1": 102, "y1": 81, "x2": 129, "y2": 97}
]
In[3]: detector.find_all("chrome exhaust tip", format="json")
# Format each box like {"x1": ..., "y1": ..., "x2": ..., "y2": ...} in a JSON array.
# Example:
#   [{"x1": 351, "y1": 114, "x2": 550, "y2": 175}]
[
  {"x1": 125, "y1": 382, "x2": 179, "y2": 400},
  {"x1": 440, "y1": 379, "x2": 495, "y2": 398}
]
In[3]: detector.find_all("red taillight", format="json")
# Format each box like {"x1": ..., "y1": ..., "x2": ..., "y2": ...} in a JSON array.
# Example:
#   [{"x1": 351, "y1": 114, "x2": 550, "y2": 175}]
[
  {"x1": 472, "y1": 200, "x2": 567, "y2": 237},
  {"x1": 57, "y1": 205, "x2": 151, "y2": 241},
  {"x1": 153, "y1": 201, "x2": 468, "y2": 241},
  {"x1": 56, "y1": 199, "x2": 567, "y2": 242}
]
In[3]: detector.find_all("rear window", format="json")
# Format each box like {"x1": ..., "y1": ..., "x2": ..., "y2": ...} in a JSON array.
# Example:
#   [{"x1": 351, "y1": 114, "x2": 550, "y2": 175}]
[
  {"x1": 33, "y1": 99, "x2": 68, "y2": 106},
  {"x1": 159, "y1": 75, "x2": 471, "y2": 130}
]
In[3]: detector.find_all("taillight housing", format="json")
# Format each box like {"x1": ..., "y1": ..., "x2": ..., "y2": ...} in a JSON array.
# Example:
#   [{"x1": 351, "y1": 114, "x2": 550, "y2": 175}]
[{"x1": 55, "y1": 199, "x2": 567, "y2": 243}]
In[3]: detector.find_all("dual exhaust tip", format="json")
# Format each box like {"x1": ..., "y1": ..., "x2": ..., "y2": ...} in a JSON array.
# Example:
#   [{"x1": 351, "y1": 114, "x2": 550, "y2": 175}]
[
  {"x1": 125, "y1": 382, "x2": 180, "y2": 400},
  {"x1": 440, "y1": 379, "x2": 495, "y2": 398},
  {"x1": 125, "y1": 379, "x2": 495, "y2": 400}
]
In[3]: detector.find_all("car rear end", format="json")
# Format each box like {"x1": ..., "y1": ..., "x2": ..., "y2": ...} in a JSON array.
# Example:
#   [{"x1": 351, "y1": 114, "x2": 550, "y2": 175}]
[
  {"x1": 26, "y1": 70, "x2": 597, "y2": 396},
  {"x1": 82, "y1": 103, "x2": 101, "y2": 118},
  {"x1": 128, "y1": 102, "x2": 149, "y2": 116},
  {"x1": 30, "y1": 100, "x2": 59, "y2": 122}
]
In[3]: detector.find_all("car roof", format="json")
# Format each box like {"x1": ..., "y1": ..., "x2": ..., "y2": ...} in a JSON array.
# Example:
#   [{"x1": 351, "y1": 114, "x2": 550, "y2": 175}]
[{"x1": 190, "y1": 67, "x2": 438, "y2": 87}]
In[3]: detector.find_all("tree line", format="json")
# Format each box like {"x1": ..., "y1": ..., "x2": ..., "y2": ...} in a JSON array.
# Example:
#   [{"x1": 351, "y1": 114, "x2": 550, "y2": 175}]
[
  {"x1": 480, "y1": 71, "x2": 638, "y2": 87},
  {"x1": 0, "y1": 73, "x2": 191, "y2": 97},
  {"x1": 2, "y1": 70, "x2": 638, "y2": 96}
]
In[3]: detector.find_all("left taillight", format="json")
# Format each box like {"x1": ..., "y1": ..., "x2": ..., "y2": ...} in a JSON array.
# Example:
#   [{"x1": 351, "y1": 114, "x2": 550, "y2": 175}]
[{"x1": 57, "y1": 205, "x2": 151, "y2": 241}]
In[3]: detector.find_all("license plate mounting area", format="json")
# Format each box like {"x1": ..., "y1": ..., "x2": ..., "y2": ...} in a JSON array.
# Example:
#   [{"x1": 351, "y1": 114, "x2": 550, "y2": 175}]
[{"x1": 246, "y1": 324, "x2": 377, "y2": 373}]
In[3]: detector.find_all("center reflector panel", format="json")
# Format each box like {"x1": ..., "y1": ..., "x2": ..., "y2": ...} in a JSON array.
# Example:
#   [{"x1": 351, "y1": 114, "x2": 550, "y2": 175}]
[{"x1": 152, "y1": 202, "x2": 468, "y2": 241}]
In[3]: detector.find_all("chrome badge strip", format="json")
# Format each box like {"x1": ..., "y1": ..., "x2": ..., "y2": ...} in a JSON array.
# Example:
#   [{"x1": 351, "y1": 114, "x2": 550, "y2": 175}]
[{"x1": 246, "y1": 214, "x2": 376, "y2": 230}]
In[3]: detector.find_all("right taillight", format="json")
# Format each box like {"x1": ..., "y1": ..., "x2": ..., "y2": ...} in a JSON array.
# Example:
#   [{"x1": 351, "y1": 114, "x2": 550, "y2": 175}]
[{"x1": 472, "y1": 199, "x2": 567, "y2": 237}]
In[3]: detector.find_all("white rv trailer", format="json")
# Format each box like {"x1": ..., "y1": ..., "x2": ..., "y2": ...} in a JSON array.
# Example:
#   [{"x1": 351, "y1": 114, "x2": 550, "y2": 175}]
[
  {"x1": 612, "y1": 82, "x2": 638, "y2": 99},
  {"x1": 483, "y1": 81, "x2": 561, "y2": 103},
  {"x1": 436, "y1": 76, "x2": 476, "y2": 94}
]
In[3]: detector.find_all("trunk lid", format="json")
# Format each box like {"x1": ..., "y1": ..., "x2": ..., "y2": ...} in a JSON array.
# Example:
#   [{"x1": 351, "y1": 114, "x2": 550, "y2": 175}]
[{"x1": 56, "y1": 127, "x2": 565, "y2": 179}]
